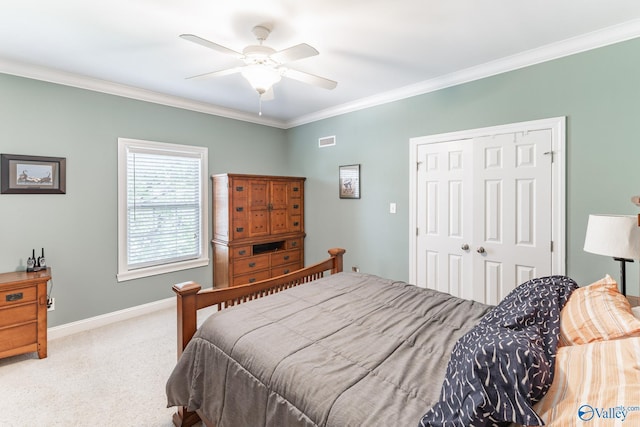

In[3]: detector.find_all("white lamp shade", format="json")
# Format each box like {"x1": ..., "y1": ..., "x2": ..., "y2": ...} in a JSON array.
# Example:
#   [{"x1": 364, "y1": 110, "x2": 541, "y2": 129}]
[
  {"x1": 584, "y1": 214, "x2": 640, "y2": 260},
  {"x1": 241, "y1": 66, "x2": 282, "y2": 93}
]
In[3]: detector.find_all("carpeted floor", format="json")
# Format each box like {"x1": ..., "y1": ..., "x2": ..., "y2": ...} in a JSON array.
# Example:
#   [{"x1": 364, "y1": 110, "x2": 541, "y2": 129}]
[{"x1": 0, "y1": 305, "x2": 214, "y2": 426}]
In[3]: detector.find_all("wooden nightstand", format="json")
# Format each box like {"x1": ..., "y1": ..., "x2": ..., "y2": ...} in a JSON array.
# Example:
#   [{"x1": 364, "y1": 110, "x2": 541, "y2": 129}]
[{"x1": 0, "y1": 268, "x2": 51, "y2": 359}]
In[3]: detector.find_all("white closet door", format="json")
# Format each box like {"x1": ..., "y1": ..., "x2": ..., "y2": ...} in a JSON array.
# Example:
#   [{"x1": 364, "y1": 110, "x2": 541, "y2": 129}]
[
  {"x1": 415, "y1": 129, "x2": 553, "y2": 304},
  {"x1": 472, "y1": 130, "x2": 552, "y2": 304},
  {"x1": 416, "y1": 139, "x2": 474, "y2": 300}
]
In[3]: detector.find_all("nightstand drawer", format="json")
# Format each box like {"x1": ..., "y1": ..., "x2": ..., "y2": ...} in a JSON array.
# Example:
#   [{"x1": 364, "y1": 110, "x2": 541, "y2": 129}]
[
  {"x1": 0, "y1": 323, "x2": 37, "y2": 353},
  {"x1": 0, "y1": 287, "x2": 37, "y2": 308},
  {"x1": 0, "y1": 304, "x2": 37, "y2": 328}
]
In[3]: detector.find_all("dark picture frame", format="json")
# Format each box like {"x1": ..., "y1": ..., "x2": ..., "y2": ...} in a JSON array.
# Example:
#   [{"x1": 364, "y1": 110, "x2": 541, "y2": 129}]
[
  {"x1": 1, "y1": 154, "x2": 66, "y2": 194},
  {"x1": 339, "y1": 164, "x2": 360, "y2": 199}
]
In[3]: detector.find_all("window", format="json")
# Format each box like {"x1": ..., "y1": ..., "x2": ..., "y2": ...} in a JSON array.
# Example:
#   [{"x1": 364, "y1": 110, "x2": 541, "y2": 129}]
[{"x1": 117, "y1": 138, "x2": 208, "y2": 281}]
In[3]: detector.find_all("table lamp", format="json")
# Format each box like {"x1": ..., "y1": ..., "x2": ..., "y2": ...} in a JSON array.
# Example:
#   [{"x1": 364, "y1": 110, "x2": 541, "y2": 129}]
[{"x1": 584, "y1": 214, "x2": 640, "y2": 295}]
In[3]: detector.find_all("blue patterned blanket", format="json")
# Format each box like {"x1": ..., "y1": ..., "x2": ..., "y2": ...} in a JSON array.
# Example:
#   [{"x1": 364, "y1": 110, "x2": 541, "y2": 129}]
[{"x1": 419, "y1": 275, "x2": 578, "y2": 427}]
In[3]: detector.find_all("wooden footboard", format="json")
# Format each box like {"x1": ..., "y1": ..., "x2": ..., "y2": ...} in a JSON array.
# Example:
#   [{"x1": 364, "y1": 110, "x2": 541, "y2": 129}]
[{"x1": 170, "y1": 247, "x2": 345, "y2": 427}]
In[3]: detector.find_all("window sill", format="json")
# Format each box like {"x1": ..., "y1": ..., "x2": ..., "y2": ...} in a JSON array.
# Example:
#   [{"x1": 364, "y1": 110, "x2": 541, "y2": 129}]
[{"x1": 117, "y1": 257, "x2": 209, "y2": 282}]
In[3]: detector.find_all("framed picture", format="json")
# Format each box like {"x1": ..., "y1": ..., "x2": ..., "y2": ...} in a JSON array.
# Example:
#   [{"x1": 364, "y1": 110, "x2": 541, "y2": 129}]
[
  {"x1": 339, "y1": 164, "x2": 360, "y2": 199},
  {"x1": 1, "y1": 154, "x2": 66, "y2": 194}
]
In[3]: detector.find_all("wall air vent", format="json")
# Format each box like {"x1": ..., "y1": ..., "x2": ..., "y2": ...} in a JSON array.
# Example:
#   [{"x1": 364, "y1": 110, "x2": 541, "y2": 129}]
[{"x1": 318, "y1": 135, "x2": 336, "y2": 148}]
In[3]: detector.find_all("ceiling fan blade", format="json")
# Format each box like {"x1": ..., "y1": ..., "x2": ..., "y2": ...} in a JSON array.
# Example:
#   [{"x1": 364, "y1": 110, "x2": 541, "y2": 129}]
[
  {"x1": 186, "y1": 66, "x2": 244, "y2": 80},
  {"x1": 281, "y1": 68, "x2": 337, "y2": 90},
  {"x1": 270, "y1": 43, "x2": 318, "y2": 64},
  {"x1": 180, "y1": 34, "x2": 243, "y2": 58}
]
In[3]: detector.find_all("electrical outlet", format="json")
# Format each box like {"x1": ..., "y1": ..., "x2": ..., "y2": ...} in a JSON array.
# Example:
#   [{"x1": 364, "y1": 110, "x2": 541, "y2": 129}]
[
  {"x1": 352, "y1": 266, "x2": 360, "y2": 272},
  {"x1": 47, "y1": 297, "x2": 55, "y2": 311}
]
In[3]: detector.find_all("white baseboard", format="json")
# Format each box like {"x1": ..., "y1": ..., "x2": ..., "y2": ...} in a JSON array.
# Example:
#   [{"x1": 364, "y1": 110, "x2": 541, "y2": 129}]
[{"x1": 48, "y1": 297, "x2": 175, "y2": 341}]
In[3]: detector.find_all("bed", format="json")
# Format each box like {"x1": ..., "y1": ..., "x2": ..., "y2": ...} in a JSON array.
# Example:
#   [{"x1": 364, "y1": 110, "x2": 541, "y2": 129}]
[{"x1": 166, "y1": 248, "x2": 640, "y2": 427}]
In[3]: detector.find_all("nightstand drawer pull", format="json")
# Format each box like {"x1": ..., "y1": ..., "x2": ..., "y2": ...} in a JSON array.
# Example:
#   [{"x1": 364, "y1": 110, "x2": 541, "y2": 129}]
[
  {"x1": 283, "y1": 269, "x2": 290, "y2": 274},
  {"x1": 284, "y1": 255, "x2": 290, "y2": 261},
  {"x1": 6, "y1": 292, "x2": 23, "y2": 302},
  {"x1": 249, "y1": 278, "x2": 256, "y2": 283},
  {"x1": 293, "y1": 187, "x2": 299, "y2": 192},
  {"x1": 236, "y1": 227, "x2": 244, "y2": 232},
  {"x1": 248, "y1": 262, "x2": 256, "y2": 268},
  {"x1": 235, "y1": 186, "x2": 244, "y2": 192},
  {"x1": 293, "y1": 204, "x2": 299, "y2": 209},
  {"x1": 293, "y1": 222, "x2": 299, "y2": 226},
  {"x1": 236, "y1": 207, "x2": 244, "y2": 212},
  {"x1": 238, "y1": 250, "x2": 246, "y2": 255}
]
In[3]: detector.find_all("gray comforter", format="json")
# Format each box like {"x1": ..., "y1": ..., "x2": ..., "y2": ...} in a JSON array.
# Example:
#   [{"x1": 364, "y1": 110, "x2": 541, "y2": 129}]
[{"x1": 166, "y1": 272, "x2": 491, "y2": 427}]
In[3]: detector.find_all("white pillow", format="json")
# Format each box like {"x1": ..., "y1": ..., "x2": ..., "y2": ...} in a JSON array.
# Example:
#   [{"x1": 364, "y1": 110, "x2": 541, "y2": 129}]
[{"x1": 633, "y1": 306, "x2": 640, "y2": 320}]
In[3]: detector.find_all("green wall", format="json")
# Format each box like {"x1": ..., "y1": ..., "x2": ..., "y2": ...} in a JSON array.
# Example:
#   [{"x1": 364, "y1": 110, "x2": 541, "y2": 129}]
[
  {"x1": 0, "y1": 73, "x2": 287, "y2": 326},
  {"x1": 286, "y1": 37, "x2": 640, "y2": 292},
  {"x1": 2, "y1": 36, "x2": 639, "y2": 328}
]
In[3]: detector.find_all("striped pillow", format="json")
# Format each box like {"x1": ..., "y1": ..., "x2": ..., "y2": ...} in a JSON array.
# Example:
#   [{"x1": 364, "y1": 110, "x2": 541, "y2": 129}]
[
  {"x1": 559, "y1": 275, "x2": 640, "y2": 346},
  {"x1": 534, "y1": 337, "x2": 640, "y2": 425}
]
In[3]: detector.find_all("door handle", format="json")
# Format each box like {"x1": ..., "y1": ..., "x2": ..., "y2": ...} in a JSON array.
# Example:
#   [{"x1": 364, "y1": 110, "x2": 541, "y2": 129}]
[
  {"x1": 476, "y1": 247, "x2": 486, "y2": 254},
  {"x1": 461, "y1": 244, "x2": 469, "y2": 251}
]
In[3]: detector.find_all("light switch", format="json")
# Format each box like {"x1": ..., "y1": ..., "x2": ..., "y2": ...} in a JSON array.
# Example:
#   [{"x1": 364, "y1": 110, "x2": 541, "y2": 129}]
[{"x1": 389, "y1": 202, "x2": 397, "y2": 214}]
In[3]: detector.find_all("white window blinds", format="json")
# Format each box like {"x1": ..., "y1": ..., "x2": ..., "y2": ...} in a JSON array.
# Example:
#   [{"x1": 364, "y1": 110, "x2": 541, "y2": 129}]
[{"x1": 117, "y1": 138, "x2": 208, "y2": 281}]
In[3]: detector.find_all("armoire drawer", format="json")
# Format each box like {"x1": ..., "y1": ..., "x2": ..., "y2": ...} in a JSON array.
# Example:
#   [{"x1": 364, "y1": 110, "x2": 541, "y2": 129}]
[
  {"x1": 232, "y1": 270, "x2": 271, "y2": 286},
  {"x1": 271, "y1": 250, "x2": 301, "y2": 267},
  {"x1": 287, "y1": 238, "x2": 303, "y2": 250},
  {"x1": 233, "y1": 254, "x2": 270, "y2": 275},
  {"x1": 271, "y1": 262, "x2": 302, "y2": 277},
  {"x1": 232, "y1": 245, "x2": 252, "y2": 258}
]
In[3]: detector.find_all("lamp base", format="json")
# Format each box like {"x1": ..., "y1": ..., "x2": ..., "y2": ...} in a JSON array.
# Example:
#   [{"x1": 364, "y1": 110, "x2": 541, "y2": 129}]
[{"x1": 613, "y1": 257, "x2": 633, "y2": 296}]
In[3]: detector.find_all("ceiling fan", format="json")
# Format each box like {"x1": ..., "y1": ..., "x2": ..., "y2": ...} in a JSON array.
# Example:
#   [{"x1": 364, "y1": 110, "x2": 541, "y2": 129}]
[{"x1": 180, "y1": 25, "x2": 337, "y2": 106}]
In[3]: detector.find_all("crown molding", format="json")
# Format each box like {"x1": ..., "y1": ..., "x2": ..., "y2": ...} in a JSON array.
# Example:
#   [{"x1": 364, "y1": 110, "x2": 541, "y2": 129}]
[
  {"x1": 286, "y1": 19, "x2": 640, "y2": 128},
  {"x1": 2, "y1": 18, "x2": 639, "y2": 130},
  {"x1": 0, "y1": 58, "x2": 286, "y2": 129}
]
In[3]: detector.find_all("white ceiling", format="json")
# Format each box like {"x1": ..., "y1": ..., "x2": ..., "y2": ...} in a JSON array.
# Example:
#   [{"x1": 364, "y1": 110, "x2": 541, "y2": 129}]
[{"x1": 2, "y1": 1, "x2": 640, "y2": 128}]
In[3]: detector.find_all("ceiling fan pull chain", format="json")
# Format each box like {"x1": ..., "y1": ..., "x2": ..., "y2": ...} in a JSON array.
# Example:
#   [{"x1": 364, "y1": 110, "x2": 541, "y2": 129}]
[{"x1": 258, "y1": 94, "x2": 263, "y2": 116}]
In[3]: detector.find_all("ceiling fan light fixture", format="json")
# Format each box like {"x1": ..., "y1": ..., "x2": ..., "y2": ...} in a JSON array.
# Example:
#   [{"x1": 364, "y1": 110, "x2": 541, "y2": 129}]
[{"x1": 241, "y1": 65, "x2": 282, "y2": 94}]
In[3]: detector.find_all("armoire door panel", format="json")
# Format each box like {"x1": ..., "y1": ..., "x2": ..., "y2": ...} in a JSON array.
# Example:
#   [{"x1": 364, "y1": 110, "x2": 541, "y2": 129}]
[
  {"x1": 249, "y1": 182, "x2": 269, "y2": 210},
  {"x1": 270, "y1": 182, "x2": 289, "y2": 209},
  {"x1": 270, "y1": 210, "x2": 289, "y2": 234}
]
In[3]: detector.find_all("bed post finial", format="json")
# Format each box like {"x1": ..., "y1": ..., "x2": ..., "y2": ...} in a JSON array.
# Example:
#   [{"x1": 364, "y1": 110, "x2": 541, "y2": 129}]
[
  {"x1": 172, "y1": 281, "x2": 202, "y2": 358},
  {"x1": 328, "y1": 248, "x2": 346, "y2": 274}
]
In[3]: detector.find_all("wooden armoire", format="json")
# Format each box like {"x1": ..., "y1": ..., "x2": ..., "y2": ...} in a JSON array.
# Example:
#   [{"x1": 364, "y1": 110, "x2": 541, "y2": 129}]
[{"x1": 211, "y1": 174, "x2": 305, "y2": 288}]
